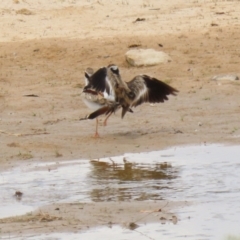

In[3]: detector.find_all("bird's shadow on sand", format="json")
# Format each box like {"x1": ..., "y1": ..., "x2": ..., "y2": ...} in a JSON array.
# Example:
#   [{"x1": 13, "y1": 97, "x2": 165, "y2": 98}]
[{"x1": 107, "y1": 127, "x2": 181, "y2": 139}]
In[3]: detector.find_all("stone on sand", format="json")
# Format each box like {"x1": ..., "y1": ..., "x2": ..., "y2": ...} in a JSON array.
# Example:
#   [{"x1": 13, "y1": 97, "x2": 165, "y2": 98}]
[
  {"x1": 212, "y1": 74, "x2": 239, "y2": 81},
  {"x1": 125, "y1": 48, "x2": 171, "y2": 67}
]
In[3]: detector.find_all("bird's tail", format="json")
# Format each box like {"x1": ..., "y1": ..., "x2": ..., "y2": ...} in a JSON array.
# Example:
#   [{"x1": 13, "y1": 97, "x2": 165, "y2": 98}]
[
  {"x1": 80, "y1": 104, "x2": 133, "y2": 121},
  {"x1": 80, "y1": 106, "x2": 112, "y2": 120}
]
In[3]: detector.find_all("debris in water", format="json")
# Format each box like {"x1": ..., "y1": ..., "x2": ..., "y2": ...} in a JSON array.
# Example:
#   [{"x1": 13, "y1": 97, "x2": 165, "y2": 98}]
[{"x1": 14, "y1": 191, "x2": 23, "y2": 200}]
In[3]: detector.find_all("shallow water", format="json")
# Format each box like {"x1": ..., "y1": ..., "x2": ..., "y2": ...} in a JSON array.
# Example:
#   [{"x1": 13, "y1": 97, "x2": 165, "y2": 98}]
[{"x1": 1, "y1": 144, "x2": 240, "y2": 239}]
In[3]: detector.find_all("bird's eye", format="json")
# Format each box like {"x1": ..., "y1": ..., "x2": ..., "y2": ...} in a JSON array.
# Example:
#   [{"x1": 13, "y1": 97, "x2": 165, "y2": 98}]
[{"x1": 128, "y1": 91, "x2": 135, "y2": 99}]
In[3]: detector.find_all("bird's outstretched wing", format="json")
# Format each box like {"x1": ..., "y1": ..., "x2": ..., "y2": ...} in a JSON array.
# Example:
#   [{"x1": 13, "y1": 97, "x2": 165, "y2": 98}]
[
  {"x1": 127, "y1": 75, "x2": 178, "y2": 108},
  {"x1": 84, "y1": 67, "x2": 109, "y2": 92},
  {"x1": 83, "y1": 65, "x2": 122, "y2": 101}
]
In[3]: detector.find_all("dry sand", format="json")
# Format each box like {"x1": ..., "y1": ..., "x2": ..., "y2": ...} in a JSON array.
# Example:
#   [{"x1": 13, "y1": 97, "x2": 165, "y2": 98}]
[{"x1": 0, "y1": 0, "x2": 240, "y2": 237}]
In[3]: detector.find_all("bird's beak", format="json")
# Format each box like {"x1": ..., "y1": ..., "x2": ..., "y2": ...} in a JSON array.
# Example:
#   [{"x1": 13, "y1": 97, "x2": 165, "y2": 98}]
[{"x1": 121, "y1": 107, "x2": 128, "y2": 119}]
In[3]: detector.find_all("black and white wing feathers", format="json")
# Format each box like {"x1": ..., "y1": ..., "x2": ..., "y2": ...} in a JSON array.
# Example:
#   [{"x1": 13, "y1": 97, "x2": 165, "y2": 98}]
[
  {"x1": 127, "y1": 75, "x2": 178, "y2": 108},
  {"x1": 84, "y1": 67, "x2": 110, "y2": 93},
  {"x1": 83, "y1": 65, "x2": 121, "y2": 101}
]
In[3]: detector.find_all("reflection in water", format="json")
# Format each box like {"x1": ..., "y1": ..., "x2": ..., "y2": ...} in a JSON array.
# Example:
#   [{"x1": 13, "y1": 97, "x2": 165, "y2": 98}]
[
  {"x1": 88, "y1": 160, "x2": 179, "y2": 202},
  {"x1": 0, "y1": 158, "x2": 179, "y2": 217},
  {"x1": 1, "y1": 144, "x2": 240, "y2": 239},
  {"x1": 90, "y1": 160, "x2": 175, "y2": 180}
]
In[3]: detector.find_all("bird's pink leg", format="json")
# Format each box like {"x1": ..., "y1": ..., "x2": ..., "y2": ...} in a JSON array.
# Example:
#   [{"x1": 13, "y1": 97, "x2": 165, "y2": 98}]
[
  {"x1": 93, "y1": 118, "x2": 100, "y2": 138},
  {"x1": 103, "y1": 112, "x2": 113, "y2": 126}
]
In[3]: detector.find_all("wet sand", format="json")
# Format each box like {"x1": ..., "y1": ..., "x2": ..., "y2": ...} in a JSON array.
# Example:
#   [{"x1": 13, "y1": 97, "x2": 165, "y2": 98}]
[
  {"x1": 1, "y1": 0, "x2": 240, "y2": 237},
  {"x1": 1, "y1": 201, "x2": 186, "y2": 236}
]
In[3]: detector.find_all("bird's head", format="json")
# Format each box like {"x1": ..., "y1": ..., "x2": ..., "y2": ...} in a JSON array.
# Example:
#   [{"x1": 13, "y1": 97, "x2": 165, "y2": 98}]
[{"x1": 108, "y1": 64, "x2": 120, "y2": 75}]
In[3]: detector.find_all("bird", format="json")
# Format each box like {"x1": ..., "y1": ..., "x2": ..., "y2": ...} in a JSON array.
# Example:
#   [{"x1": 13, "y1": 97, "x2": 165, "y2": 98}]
[
  {"x1": 81, "y1": 65, "x2": 133, "y2": 137},
  {"x1": 81, "y1": 64, "x2": 178, "y2": 134},
  {"x1": 81, "y1": 67, "x2": 112, "y2": 137}
]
